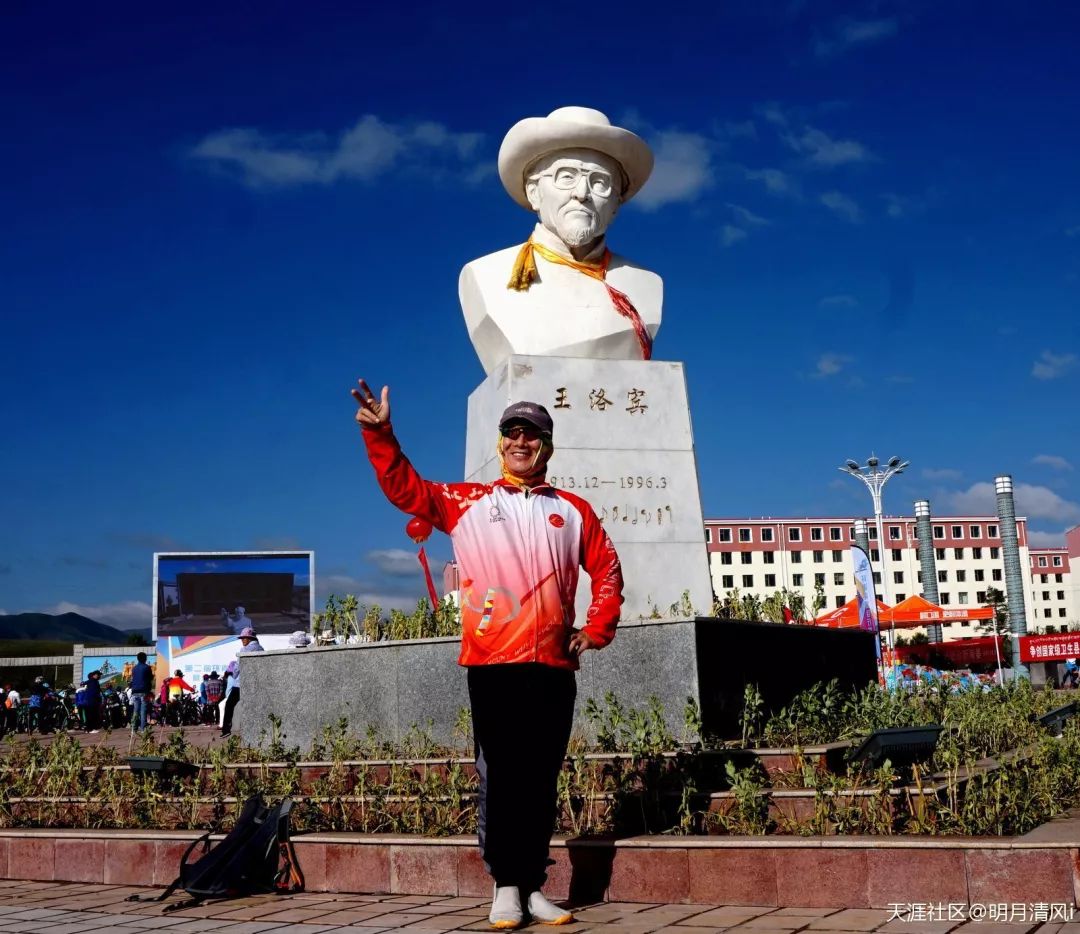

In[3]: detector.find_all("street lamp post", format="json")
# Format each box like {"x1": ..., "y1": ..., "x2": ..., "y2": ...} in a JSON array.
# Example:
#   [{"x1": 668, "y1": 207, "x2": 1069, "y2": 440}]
[{"x1": 838, "y1": 455, "x2": 910, "y2": 608}]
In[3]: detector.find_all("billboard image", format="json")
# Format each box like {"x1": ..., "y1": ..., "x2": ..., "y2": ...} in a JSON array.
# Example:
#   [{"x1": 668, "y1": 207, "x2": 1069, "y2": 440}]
[
  {"x1": 82, "y1": 654, "x2": 157, "y2": 687},
  {"x1": 154, "y1": 552, "x2": 313, "y2": 638}
]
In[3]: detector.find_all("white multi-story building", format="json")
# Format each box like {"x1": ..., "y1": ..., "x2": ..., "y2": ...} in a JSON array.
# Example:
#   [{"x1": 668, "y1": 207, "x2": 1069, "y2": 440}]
[{"x1": 704, "y1": 515, "x2": 1079, "y2": 639}]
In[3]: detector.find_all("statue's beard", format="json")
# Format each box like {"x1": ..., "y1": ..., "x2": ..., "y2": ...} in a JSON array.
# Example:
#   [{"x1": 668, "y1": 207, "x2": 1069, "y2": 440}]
[{"x1": 555, "y1": 208, "x2": 602, "y2": 248}]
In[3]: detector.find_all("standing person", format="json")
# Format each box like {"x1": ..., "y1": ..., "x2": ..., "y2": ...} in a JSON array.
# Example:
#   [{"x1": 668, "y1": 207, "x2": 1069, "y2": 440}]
[
  {"x1": 204, "y1": 670, "x2": 224, "y2": 724},
  {"x1": 352, "y1": 380, "x2": 623, "y2": 929},
  {"x1": 220, "y1": 627, "x2": 264, "y2": 737},
  {"x1": 82, "y1": 671, "x2": 102, "y2": 733},
  {"x1": 28, "y1": 676, "x2": 48, "y2": 733},
  {"x1": 128, "y1": 652, "x2": 154, "y2": 731}
]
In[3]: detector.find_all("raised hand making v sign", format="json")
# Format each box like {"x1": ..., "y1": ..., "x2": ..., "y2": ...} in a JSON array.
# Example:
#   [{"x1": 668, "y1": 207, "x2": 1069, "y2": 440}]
[{"x1": 351, "y1": 379, "x2": 390, "y2": 427}]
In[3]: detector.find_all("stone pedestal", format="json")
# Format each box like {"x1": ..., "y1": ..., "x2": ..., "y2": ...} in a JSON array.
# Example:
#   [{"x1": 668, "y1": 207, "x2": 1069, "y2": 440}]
[{"x1": 465, "y1": 355, "x2": 713, "y2": 620}]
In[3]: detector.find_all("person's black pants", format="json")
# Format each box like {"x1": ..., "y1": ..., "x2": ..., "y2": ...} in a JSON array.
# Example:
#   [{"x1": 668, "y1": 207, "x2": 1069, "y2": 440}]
[
  {"x1": 468, "y1": 663, "x2": 576, "y2": 893},
  {"x1": 221, "y1": 688, "x2": 239, "y2": 734}
]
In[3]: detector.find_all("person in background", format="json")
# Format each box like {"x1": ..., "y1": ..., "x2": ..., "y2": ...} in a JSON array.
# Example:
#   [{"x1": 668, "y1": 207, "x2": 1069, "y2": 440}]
[
  {"x1": 82, "y1": 671, "x2": 102, "y2": 733},
  {"x1": 128, "y1": 651, "x2": 154, "y2": 731},
  {"x1": 1, "y1": 684, "x2": 14, "y2": 735},
  {"x1": 204, "y1": 670, "x2": 225, "y2": 724},
  {"x1": 165, "y1": 670, "x2": 195, "y2": 701},
  {"x1": 28, "y1": 676, "x2": 48, "y2": 733},
  {"x1": 220, "y1": 627, "x2": 264, "y2": 737}
]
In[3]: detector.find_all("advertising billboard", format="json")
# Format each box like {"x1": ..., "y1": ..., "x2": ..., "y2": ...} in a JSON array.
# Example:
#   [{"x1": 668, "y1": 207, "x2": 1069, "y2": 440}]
[{"x1": 152, "y1": 551, "x2": 313, "y2": 686}]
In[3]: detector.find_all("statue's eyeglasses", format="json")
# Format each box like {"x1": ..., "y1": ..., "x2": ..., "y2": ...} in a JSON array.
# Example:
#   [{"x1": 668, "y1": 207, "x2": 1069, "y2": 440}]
[{"x1": 533, "y1": 165, "x2": 615, "y2": 198}]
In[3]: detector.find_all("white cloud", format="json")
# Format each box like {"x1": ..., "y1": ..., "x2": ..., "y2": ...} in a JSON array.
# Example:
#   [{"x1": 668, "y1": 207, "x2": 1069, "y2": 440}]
[
  {"x1": 721, "y1": 225, "x2": 748, "y2": 247},
  {"x1": 48, "y1": 600, "x2": 152, "y2": 631},
  {"x1": 365, "y1": 548, "x2": 424, "y2": 578},
  {"x1": 726, "y1": 203, "x2": 769, "y2": 227},
  {"x1": 190, "y1": 115, "x2": 485, "y2": 189},
  {"x1": 813, "y1": 352, "x2": 850, "y2": 377},
  {"x1": 820, "y1": 190, "x2": 863, "y2": 223},
  {"x1": 633, "y1": 130, "x2": 713, "y2": 210},
  {"x1": 783, "y1": 127, "x2": 872, "y2": 167},
  {"x1": 745, "y1": 167, "x2": 797, "y2": 196},
  {"x1": 1032, "y1": 454, "x2": 1073, "y2": 471},
  {"x1": 922, "y1": 467, "x2": 963, "y2": 482},
  {"x1": 1032, "y1": 350, "x2": 1077, "y2": 380},
  {"x1": 941, "y1": 482, "x2": 1080, "y2": 524},
  {"x1": 1027, "y1": 529, "x2": 1067, "y2": 548},
  {"x1": 814, "y1": 18, "x2": 899, "y2": 59},
  {"x1": 818, "y1": 294, "x2": 858, "y2": 309}
]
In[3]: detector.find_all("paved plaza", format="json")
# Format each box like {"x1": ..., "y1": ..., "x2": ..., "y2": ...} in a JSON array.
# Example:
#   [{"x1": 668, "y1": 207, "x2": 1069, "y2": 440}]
[{"x1": 0, "y1": 881, "x2": 1075, "y2": 934}]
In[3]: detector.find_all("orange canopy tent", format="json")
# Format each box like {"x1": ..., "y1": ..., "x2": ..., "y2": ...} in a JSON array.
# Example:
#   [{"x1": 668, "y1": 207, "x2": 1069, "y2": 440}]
[
  {"x1": 813, "y1": 597, "x2": 893, "y2": 628},
  {"x1": 888, "y1": 594, "x2": 994, "y2": 629}
]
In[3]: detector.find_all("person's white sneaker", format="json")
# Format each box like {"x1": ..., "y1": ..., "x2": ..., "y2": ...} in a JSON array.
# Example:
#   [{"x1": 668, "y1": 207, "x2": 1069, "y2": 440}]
[
  {"x1": 527, "y1": 891, "x2": 574, "y2": 925},
  {"x1": 489, "y1": 885, "x2": 522, "y2": 930}
]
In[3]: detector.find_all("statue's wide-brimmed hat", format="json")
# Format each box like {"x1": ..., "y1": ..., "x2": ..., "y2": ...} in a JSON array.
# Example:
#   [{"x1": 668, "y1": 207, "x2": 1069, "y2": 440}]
[{"x1": 498, "y1": 106, "x2": 654, "y2": 210}]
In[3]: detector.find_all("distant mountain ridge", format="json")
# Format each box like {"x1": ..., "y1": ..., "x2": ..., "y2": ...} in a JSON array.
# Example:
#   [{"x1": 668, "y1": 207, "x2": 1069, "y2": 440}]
[{"x1": 0, "y1": 612, "x2": 135, "y2": 644}]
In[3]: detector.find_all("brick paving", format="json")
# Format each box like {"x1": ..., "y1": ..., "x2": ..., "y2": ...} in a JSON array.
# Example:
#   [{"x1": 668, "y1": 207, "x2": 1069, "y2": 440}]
[{"x1": 0, "y1": 881, "x2": 1074, "y2": 934}]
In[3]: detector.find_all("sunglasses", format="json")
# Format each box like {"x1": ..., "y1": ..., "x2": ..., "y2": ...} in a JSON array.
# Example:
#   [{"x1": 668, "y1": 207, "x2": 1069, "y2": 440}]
[{"x1": 500, "y1": 425, "x2": 547, "y2": 442}]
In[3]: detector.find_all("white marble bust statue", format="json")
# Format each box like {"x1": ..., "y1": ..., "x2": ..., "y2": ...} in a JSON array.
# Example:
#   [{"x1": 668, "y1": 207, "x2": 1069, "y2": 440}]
[{"x1": 459, "y1": 107, "x2": 662, "y2": 376}]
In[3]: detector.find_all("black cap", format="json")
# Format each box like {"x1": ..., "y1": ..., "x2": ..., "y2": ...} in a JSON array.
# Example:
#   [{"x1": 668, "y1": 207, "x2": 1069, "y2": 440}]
[{"x1": 499, "y1": 401, "x2": 553, "y2": 436}]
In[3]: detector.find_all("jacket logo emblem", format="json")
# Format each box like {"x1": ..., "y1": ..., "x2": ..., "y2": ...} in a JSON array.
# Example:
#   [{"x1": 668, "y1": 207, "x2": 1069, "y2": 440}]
[
  {"x1": 548, "y1": 514, "x2": 565, "y2": 529},
  {"x1": 489, "y1": 504, "x2": 506, "y2": 523}
]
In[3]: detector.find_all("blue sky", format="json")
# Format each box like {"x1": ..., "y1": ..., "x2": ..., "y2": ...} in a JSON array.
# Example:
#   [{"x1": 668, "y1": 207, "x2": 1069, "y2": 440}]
[{"x1": 2, "y1": 1, "x2": 1078, "y2": 629}]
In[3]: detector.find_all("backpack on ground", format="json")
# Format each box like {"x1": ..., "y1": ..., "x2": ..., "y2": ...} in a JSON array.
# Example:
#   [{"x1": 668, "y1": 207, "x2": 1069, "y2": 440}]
[{"x1": 127, "y1": 795, "x2": 304, "y2": 911}]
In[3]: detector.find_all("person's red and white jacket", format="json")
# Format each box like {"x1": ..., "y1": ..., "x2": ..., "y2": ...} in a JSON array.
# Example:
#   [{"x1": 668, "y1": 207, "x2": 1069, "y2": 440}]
[{"x1": 362, "y1": 422, "x2": 623, "y2": 670}]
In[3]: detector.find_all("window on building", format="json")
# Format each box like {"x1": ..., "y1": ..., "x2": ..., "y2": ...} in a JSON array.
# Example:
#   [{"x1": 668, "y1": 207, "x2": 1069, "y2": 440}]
[
  {"x1": 896, "y1": 593, "x2": 906, "y2": 601},
  {"x1": 742, "y1": 575, "x2": 753, "y2": 588},
  {"x1": 741, "y1": 552, "x2": 752, "y2": 565},
  {"x1": 975, "y1": 569, "x2": 985, "y2": 581},
  {"x1": 871, "y1": 548, "x2": 880, "y2": 561},
  {"x1": 988, "y1": 525, "x2": 999, "y2": 538},
  {"x1": 936, "y1": 548, "x2": 946, "y2": 560},
  {"x1": 933, "y1": 525, "x2": 944, "y2": 539},
  {"x1": 938, "y1": 570, "x2": 948, "y2": 583},
  {"x1": 811, "y1": 527, "x2": 823, "y2": 541},
  {"x1": 970, "y1": 525, "x2": 981, "y2": 537},
  {"x1": 722, "y1": 575, "x2": 733, "y2": 589},
  {"x1": 992, "y1": 569, "x2": 1002, "y2": 581},
  {"x1": 718, "y1": 528, "x2": 732, "y2": 542},
  {"x1": 917, "y1": 571, "x2": 923, "y2": 584},
  {"x1": 793, "y1": 574, "x2": 804, "y2": 587},
  {"x1": 739, "y1": 527, "x2": 752, "y2": 543},
  {"x1": 1044, "y1": 608, "x2": 1053, "y2": 619},
  {"x1": 763, "y1": 551, "x2": 775, "y2": 564},
  {"x1": 951, "y1": 525, "x2": 963, "y2": 538},
  {"x1": 761, "y1": 528, "x2": 774, "y2": 542},
  {"x1": 941, "y1": 593, "x2": 951, "y2": 604},
  {"x1": 990, "y1": 547, "x2": 1000, "y2": 559},
  {"x1": 894, "y1": 571, "x2": 904, "y2": 584},
  {"x1": 1039, "y1": 556, "x2": 1048, "y2": 567},
  {"x1": 1041, "y1": 574, "x2": 1048, "y2": 584},
  {"x1": 789, "y1": 528, "x2": 801, "y2": 542},
  {"x1": 958, "y1": 592, "x2": 969, "y2": 604},
  {"x1": 821, "y1": 527, "x2": 837, "y2": 543},
  {"x1": 954, "y1": 548, "x2": 964, "y2": 560},
  {"x1": 849, "y1": 527, "x2": 856, "y2": 540},
  {"x1": 832, "y1": 550, "x2": 843, "y2": 563},
  {"x1": 1043, "y1": 591, "x2": 1050, "y2": 600},
  {"x1": 721, "y1": 552, "x2": 732, "y2": 565},
  {"x1": 1056, "y1": 574, "x2": 1064, "y2": 584},
  {"x1": 1060, "y1": 609, "x2": 1068, "y2": 618},
  {"x1": 957, "y1": 570, "x2": 966, "y2": 582},
  {"x1": 791, "y1": 551, "x2": 802, "y2": 563},
  {"x1": 977, "y1": 591, "x2": 987, "y2": 604},
  {"x1": 890, "y1": 525, "x2": 901, "y2": 540},
  {"x1": 873, "y1": 572, "x2": 881, "y2": 585},
  {"x1": 813, "y1": 550, "x2": 824, "y2": 563},
  {"x1": 833, "y1": 572, "x2": 844, "y2": 586},
  {"x1": 764, "y1": 574, "x2": 776, "y2": 587},
  {"x1": 973, "y1": 547, "x2": 983, "y2": 559},
  {"x1": 868, "y1": 526, "x2": 878, "y2": 540},
  {"x1": 705, "y1": 528, "x2": 712, "y2": 543},
  {"x1": 1059, "y1": 591, "x2": 1066, "y2": 601},
  {"x1": 1053, "y1": 556, "x2": 1063, "y2": 567},
  {"x1": 891, "y1": 549, "x2": 903, "y2": 561},
  {"x1": 961, "y1": 620, "x2": 970, "y2": 627},
  {"x1": 835, "y1": 595, "x2": 845, "y2": 608},
  {"x1": 814, "y1": 573, "x2": 825, "y2": 586}
]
